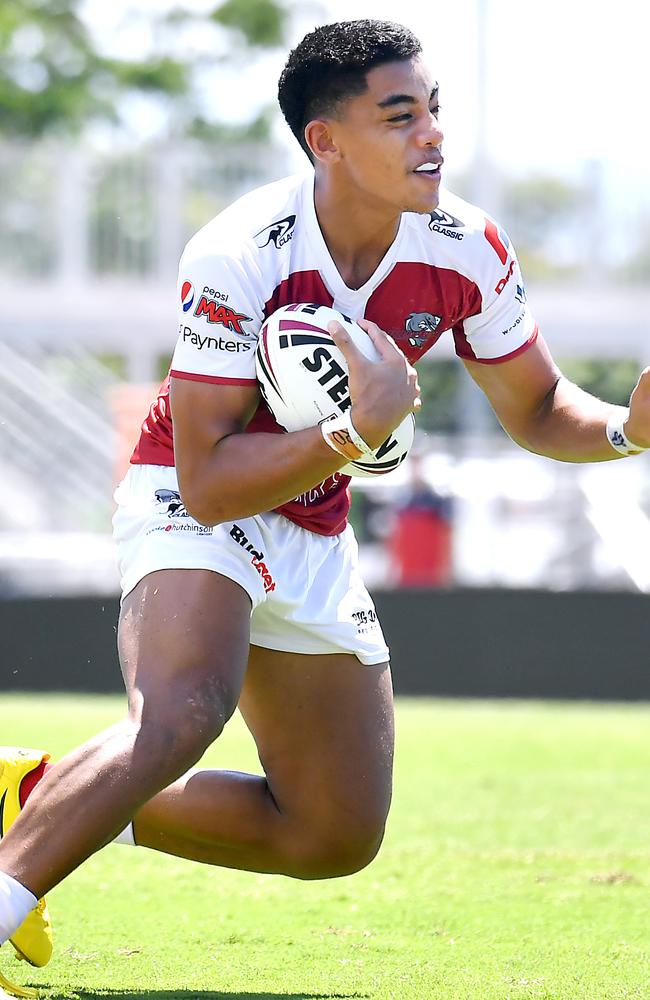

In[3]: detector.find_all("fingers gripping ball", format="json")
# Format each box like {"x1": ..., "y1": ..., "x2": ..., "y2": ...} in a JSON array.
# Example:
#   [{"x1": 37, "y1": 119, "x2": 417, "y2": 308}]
[{"x1": 256, "y1": 303, "x2": 415, "y2": 477}]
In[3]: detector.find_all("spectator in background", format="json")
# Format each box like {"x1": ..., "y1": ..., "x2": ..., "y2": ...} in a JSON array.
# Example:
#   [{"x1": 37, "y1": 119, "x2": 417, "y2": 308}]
[{"x1": 388, "y1": 450, "x2": 452, "y2": 587}]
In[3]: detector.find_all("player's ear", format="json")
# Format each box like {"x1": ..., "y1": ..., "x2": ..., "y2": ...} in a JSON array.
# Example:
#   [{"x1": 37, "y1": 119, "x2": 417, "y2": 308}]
[{"x1": 304, "y1": 119, "x2": 341, "y2": 165}]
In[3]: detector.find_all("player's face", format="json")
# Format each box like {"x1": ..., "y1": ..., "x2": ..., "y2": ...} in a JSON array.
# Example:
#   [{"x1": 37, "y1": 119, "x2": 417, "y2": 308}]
[{"x1": 329, "y1": 57, "x2": 444, "y2": 215}]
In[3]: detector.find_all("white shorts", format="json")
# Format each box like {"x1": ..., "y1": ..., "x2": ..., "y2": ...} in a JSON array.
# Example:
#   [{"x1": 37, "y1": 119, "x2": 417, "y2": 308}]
[{"x1": 112, "y1": 465, "x2": 389, "y2": 666}]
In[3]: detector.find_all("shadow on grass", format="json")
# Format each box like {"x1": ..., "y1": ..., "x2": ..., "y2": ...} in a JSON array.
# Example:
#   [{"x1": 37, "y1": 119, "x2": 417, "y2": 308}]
[{"x1": 48, "y1": 992, "x2": 368, "y2": 1000}]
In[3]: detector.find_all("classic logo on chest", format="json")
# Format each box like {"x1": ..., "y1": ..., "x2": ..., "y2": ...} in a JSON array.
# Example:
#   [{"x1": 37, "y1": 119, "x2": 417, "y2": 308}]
[{"x1": 428, "y1": 210, "x2": 465, "y2": 240}]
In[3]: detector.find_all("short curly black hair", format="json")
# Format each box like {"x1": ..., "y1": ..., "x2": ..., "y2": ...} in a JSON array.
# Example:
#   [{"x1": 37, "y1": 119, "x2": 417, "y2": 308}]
[{"x1": 278, "y1": 20, "x2": 422, "y2": 160}]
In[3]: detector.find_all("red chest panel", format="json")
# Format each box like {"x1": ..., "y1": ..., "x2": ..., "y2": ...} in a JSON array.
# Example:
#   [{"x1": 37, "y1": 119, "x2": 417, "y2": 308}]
[
  {"x1": 264, "y1": 270, "x2": 333, "y2": 318},
  {"x1": 365, "y1": 262, "x2": 482, "y2": 363}
]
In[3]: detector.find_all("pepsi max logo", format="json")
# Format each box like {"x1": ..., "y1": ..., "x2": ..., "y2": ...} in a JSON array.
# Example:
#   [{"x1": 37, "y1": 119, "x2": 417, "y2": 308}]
[{"x1": 181, "y1": 281, "x2": 195, "y2": 313}]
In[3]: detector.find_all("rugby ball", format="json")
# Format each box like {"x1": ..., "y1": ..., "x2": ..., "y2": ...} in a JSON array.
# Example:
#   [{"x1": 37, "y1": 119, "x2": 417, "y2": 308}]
[{"x1": 255, "y1": 303, "x2": 415, "y2": 477}]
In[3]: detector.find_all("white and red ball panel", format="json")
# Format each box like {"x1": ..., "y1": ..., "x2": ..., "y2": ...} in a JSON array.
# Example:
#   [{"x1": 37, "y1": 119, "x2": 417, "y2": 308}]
[{"x1": 256, "y1": 303, "x2": 415, "y2": 477}]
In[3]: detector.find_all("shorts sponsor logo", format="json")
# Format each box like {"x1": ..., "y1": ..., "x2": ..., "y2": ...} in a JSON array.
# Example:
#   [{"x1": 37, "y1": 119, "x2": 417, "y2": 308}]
[
  {"x1": 194, "y1": 297, "x2": 252, "y2": 335},
  {"x1": 428, "y1": 209, "x2": 464, "y2": 241},
  {"x1": 254, "y1": 215, "x2": 297, "y2": 249},
  {"x1": 494, "y1": 259, "x2": 516, "y2": 295},
  {"x1": 155, "y1": 489, "x2": 188, "y2": 517},
  {"x1": 405, "y1": 311, "x2": 442, "y2": 348},
  {"x1": 180, "y1": 324, "x2": 252, "y2": 352},
  {"x1": 146, "y1": 523, "x2": 213, "y2": 536},
  {"x1": 147, "y1": 491, "x2": 213, "y2": 535},
  {"x1": 352, "y1": 609, "x2": 378, "y2": 635},
  {"x1": 230, "y1": 524, "x2": 276, "y2": 593},
  {"x1": 181, "y1": 280, "x2": 195, "y2": 313}
]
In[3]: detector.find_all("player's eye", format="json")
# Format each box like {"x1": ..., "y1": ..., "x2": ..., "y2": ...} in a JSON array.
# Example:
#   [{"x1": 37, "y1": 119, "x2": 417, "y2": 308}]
[{"x1": 387, "y1": 113, "x2": 412, "y2": 123}]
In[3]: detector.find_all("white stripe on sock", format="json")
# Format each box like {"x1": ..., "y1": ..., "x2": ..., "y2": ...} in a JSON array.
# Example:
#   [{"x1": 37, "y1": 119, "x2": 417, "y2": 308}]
[
  {"x1": 113, "y1": 822, "x2": 136, "y2": 847},
  {"x1": 0, "y1": 871, "x2": 38, "y2": 943}
]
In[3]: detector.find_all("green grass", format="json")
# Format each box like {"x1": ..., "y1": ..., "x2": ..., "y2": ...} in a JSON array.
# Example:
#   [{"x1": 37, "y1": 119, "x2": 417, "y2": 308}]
[{"x1": 3, "y1": 695, "x2": 650, "y2": 999}]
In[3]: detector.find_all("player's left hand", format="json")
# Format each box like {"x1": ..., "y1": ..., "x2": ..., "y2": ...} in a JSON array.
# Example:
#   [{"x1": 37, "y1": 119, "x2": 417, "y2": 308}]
[{"x1": 625, "y1": 367, "x2": 650, "y2": 448}]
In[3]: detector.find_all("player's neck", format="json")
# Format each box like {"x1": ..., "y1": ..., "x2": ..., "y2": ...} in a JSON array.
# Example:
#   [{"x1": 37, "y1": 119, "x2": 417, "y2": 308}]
[{"x1": 313, "y1": 173, "x2": 401, "y2": 290}]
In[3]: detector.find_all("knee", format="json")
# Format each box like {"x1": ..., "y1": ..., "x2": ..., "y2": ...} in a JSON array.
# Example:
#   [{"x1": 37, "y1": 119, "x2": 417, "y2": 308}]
[
  {"x1": 285, "y1": 816, "x2": 387, "y2": 880},
  {"x1": 130, "y1": 680, "x2": 233, "y2": 777},
  {"x1": 146, "y1": 708, "x2": 222, "y2": 772}
]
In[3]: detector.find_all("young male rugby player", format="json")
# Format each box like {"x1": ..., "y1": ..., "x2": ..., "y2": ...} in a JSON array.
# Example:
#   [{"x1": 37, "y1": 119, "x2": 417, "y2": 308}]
[{"x1": 2, "y1": 18, "x2": 650, "y2": 995}]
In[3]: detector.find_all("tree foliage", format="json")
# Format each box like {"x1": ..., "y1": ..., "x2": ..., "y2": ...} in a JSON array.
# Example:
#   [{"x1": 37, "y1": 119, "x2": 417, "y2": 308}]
[
  {"x1": 212, "y1": 0, "x2": 287, "y2": 47},
  {"x1": 0, "y1": 0, "x2": 289, "y2": 139},
  {"x1": 501, "y1": 174, "x2": 587, "y2": 282}
]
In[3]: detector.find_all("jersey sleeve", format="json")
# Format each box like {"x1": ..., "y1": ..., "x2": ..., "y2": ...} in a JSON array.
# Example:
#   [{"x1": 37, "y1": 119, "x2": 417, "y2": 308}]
[
  {"x1": 170, "y1": 242, "x2": 264, "y2": 385},
  {"x1": 454, "y1": 218, "x2": 538, "y2": 364}
]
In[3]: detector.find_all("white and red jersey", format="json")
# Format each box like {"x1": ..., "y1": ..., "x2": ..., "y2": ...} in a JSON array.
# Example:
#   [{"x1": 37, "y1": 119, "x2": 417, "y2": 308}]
[{"x1": 132, "y1": 171, "x2": 538, "y2": 536}]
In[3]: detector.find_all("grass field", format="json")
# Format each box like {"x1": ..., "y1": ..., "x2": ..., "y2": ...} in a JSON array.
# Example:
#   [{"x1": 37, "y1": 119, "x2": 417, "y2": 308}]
[{"x1": 3, "y1": 694, "x2": 650, "y2": 1000}]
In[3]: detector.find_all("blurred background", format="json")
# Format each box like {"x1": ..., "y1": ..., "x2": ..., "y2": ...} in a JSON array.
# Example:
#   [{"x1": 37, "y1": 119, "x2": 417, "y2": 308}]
[{"x1": 1, "y1": 0, "x2": 649, "y2": 696}]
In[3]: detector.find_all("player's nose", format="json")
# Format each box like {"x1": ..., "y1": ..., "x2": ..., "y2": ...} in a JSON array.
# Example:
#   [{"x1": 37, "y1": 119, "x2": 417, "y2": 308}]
[{"x1": 418, "y1": 114, "x2": 444, "y2": 148}]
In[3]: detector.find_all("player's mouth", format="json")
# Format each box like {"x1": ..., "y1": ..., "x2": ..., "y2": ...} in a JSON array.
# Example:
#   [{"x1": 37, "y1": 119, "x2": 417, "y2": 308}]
[{"x1": 412, "y1": 158, "x2": 443, "y2": 183}]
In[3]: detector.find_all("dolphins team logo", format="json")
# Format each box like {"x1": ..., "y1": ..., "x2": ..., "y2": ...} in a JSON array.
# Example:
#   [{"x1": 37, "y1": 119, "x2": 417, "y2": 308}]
[{"x1": 181, "y1": 281, "x2": 195, "y2": 313}]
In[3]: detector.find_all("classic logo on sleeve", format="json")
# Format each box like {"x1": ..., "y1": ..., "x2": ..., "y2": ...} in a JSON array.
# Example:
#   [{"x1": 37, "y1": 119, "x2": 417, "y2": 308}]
[{"x1": 254, "y1": 215, "x2": 296, "y2": 249}]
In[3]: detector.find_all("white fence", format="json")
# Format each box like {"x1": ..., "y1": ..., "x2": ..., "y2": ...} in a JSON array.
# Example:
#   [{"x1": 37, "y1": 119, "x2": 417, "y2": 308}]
[{"x1": 1, "y1": 140, "x2": 649, "y2": 595}]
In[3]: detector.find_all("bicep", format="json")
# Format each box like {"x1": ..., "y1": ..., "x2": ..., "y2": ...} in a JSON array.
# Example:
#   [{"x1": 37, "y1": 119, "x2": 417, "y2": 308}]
[
  {"x1": 170, "y1": 376, "x2": 261, "y2": 472},
  {"x1": 462, "y1": 335, "x2": 562, "y2": 441}
]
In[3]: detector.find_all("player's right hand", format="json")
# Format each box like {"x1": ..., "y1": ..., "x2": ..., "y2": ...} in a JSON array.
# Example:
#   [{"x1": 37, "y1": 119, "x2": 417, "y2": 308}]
[{"x1": 328, "y1": 318, "x2": 421, "y2": 449}]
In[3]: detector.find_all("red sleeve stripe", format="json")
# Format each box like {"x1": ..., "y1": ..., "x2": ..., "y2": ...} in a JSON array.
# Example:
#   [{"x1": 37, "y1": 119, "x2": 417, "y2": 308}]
[
  {"x1": 484, "y1": 219, "x2": 509, "y2": 264},
  {"x1": 466, "y1": 326, "x2": 539, "y2": 365},
  {"x1": 170, "y1": 369, "x2": 257, "y2": 385}
]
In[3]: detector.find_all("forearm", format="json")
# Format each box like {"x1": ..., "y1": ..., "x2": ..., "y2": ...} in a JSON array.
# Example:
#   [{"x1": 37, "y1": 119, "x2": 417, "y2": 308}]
[
  {"x1": 179, "y1": 427, "x2": 346, "y2": 525},
  {"x1": 509, "y1": 377, "x2": 627, "y2": 463}
]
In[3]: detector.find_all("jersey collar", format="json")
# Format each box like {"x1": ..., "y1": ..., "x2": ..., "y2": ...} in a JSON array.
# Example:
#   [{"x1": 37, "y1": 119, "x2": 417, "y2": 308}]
[{"x1": 301, "y1": 172, "x2": 406, "y2": 304}]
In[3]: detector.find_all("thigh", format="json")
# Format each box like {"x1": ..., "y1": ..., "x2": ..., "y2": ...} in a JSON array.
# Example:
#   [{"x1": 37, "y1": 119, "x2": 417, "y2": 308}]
[
  {"x1": 239, "y1": 645, "x2": 394, "y2": 833},
  {"x1": 119, "y1": 568, "x2": 253, "y2": 722}
]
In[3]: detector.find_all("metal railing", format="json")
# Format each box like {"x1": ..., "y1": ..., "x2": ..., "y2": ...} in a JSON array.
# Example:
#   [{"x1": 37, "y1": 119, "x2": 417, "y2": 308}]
[
  {"x1": 0, "y1": 342, "x2": 116, "y2": 532},
  {"x1": 0, "y1": 140, "x2": 291, "y2": 283}
]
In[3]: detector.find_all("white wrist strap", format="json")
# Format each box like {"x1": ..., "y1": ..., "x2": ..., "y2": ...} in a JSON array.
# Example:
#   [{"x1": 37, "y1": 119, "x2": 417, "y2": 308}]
[
  {"x1": 606, "y1": 409, "x2": 648, "y2": 456},
  {"x1": 320, "y1": 411, "x2": 374, "y2": 461}
]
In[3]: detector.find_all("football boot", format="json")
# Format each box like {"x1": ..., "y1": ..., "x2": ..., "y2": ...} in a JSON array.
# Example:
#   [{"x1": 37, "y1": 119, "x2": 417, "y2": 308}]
[{"x1": 0, "y1": 747, "x2": 52, "y2": 998}]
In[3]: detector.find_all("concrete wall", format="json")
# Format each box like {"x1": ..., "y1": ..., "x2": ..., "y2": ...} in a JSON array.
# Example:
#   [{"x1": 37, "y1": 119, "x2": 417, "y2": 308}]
[
  {"x1": 1, "y1": 590, "x2": 649, "y2": 699},
  {"x1": 373, "y1": 589, "x2": 650, "y2": 699}
]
